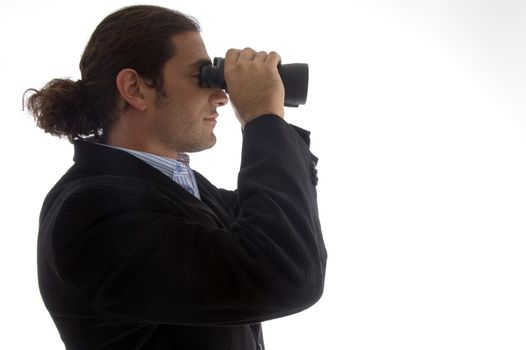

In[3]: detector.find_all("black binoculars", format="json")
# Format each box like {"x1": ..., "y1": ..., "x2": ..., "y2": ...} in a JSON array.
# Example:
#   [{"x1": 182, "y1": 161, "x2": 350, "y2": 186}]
[{"x1": 200, "y1": 57, "x2": 309, "y2": 107}]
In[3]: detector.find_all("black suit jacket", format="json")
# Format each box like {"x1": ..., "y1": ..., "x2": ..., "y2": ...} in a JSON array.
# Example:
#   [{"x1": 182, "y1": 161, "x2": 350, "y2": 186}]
[{"x1": 37, "y1": 115, "x2": 327, "y2": 350}]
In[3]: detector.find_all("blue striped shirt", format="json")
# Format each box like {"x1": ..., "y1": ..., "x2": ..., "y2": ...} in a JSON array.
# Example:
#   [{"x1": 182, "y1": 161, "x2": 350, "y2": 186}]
[{"x1": 99, "y1": 144, "x2": 201, "y2": 199}]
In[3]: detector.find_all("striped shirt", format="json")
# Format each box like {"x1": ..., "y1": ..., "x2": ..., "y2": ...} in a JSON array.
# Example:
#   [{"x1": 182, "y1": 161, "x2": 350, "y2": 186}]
[{"x1": 99, "y1": 144, "x2": 201, "y2": 199}]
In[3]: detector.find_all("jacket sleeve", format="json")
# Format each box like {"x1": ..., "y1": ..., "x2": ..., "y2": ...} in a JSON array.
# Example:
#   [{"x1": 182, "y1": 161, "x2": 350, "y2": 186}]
[{"x1": 48, "y1": 115, "x2": 327, "y2": 326}]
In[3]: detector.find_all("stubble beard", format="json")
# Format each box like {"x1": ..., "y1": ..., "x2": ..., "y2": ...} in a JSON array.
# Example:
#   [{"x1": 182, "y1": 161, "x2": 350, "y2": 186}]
[
  {"x1": 156, "y1": 112, "x2": 217, "y2": 154},
  {"x1": 155, "y1": 93, "x2": 217, "y2": 154}
]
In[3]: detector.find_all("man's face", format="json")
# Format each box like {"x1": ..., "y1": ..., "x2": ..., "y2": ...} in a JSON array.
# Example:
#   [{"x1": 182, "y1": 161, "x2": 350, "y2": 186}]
[{"x1": 146, "y1": 31, "x2": 228, "y2": 154}]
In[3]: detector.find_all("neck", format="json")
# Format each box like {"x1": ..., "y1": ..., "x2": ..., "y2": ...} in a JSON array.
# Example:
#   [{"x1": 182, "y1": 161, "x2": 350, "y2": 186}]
[{"x1": 105, "y1": 125, "x2": 178, "y2": 160}]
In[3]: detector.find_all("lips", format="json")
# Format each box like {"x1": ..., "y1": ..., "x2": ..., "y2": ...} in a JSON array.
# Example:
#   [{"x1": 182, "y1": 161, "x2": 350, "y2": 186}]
[{"x1": 204, "y1": 112, "x2": 218, "y2": 122}]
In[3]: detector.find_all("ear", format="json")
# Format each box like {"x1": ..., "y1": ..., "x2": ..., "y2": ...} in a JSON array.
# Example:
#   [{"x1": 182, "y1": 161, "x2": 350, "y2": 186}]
[{"x1": 115, "y1": 68, "x2": 148, "y2": 112}]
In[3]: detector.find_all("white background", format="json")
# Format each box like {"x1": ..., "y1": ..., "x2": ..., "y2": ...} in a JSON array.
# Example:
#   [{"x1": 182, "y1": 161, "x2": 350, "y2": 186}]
[{"x1": 1, "y1": 0, "x2": 526, "y2": 349}]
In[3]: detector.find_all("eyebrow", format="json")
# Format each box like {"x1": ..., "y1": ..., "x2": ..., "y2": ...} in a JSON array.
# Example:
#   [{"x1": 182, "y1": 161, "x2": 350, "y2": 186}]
[{"x1": 188, "y1": 58, "x2": 213, "y2": 72}]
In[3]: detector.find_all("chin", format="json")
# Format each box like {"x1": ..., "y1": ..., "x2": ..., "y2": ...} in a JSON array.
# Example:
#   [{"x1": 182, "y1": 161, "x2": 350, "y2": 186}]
[
  {"x1": 204, "y1": 138, "x2": 217, "y2": 150},
  {"x1": 188, "y1": 137, "x2": 216, "y2": 153}
]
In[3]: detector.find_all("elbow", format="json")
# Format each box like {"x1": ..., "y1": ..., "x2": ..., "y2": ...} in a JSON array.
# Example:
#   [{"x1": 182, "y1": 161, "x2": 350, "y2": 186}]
[
  {"x1": 278, "y1": 261, "x2": 327, "y2": 313},
  {"x1": 275, "y1": 277, "x2": 326, "y2": 317}
]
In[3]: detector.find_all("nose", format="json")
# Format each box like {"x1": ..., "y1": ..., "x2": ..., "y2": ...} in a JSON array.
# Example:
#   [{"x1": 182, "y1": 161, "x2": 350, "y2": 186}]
[{"x1": 209, "y1": 89, "x2": 229, "y2": 107}]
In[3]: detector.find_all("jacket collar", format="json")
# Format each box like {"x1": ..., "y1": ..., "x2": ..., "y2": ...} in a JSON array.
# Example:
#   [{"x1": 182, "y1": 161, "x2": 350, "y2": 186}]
[{"x1": 71, "y1": 140, "x2": 223, "y2": 224}]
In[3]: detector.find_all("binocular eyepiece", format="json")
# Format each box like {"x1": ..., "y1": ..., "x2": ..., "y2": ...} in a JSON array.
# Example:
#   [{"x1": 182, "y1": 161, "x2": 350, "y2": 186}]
[{"x1": 200, "y1": 57, "x2": 309, "y2": 107}]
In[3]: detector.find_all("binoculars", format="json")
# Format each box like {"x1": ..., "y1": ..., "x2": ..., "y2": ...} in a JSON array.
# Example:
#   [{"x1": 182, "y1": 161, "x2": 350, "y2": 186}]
[{"x1": 200, "y1": 57, "x2": 309, "y2": 107}]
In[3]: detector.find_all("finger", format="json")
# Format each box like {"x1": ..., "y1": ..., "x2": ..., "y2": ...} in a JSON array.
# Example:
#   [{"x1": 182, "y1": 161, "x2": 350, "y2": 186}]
[
  {"x1": 253, "y1": 51, "x2": 268, "y2": 62},
  {"x1": 224, "y1": 48, "x2": 242, "y2": 73},
  {"x1": 238, "y1": 47, "x2": 257, "y2": 62},
  {"x1": 225, "y1": 48, "x2": 242, "y2": 63},
  {"x1": 265, "y1": 51, "x2": 281, "y2": 66}
]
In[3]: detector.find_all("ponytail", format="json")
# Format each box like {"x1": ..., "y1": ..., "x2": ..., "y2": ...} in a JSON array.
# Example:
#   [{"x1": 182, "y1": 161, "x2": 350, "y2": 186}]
[{"x1": 24, "y1": 78, "x2": 100, "y2": 142}]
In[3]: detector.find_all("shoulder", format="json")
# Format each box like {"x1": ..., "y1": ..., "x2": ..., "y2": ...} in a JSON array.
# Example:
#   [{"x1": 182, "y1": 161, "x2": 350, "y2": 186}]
[{"x1": 41, "y1": 175, "x2": 174, "y2": 225}]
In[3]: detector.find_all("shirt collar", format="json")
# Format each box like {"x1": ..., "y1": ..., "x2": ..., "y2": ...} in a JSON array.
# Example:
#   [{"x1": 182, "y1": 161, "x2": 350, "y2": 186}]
[{"x1": 96, "y1": 143, "x2": 192, "y2": 179}]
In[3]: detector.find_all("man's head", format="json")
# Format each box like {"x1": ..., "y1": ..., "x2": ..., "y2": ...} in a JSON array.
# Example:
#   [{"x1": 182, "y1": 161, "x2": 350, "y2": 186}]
[
  {"x1": 110, "y1": 31, "x2": 229, "y2": 157},
  {"x1": 25, "y1": 5, "x2": 227, "y2": 152}
]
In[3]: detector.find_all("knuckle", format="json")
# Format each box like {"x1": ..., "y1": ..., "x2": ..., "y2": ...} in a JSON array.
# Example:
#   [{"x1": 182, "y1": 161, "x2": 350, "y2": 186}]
[
  {"x1": 268, "y1": 51, "x2": 281, "y2": 60},
  {"x1": 226, "y1": 48, "x2": 240, "y2": 56}
]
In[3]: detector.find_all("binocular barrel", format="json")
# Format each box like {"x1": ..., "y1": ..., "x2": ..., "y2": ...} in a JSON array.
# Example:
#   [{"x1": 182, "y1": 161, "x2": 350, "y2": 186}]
[{"x1": 200, "y1": 57, "x2": 309, "y2": 107}]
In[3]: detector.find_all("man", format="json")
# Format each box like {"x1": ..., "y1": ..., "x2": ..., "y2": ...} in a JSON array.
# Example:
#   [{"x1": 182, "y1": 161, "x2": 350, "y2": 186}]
[{"x1": 27, "y1": 5, "x2": 326, "y2": 350}]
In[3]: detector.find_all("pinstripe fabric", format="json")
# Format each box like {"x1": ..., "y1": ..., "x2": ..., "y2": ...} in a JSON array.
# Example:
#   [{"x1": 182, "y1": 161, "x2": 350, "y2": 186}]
[{"x1": 99, "y1": 144, "x2": 201, "y2": 199}]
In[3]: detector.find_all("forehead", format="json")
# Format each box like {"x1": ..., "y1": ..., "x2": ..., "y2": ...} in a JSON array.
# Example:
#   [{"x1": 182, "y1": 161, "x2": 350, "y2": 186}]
[{"x1": 167, "y1": 31, "x2": 210, "y2": 71}]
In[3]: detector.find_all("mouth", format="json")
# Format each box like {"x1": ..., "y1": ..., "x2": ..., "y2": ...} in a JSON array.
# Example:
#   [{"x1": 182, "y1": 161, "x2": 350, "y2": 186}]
[{"x1": 204, "y1": 113, "x2": 218, "y2": 124}]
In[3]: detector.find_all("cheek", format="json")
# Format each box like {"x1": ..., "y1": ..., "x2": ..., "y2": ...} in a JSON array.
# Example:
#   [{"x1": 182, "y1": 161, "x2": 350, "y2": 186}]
[
  {"x1": 174, "y1": 86, "x2": 202, "y2": 106},
  {"x1": 163, "y1": 82, "x2": 210, "y2": 117}
]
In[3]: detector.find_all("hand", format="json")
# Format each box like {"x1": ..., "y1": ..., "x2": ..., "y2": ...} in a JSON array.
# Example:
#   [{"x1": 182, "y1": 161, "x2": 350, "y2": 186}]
[{"x1": 224, "y1": 48, "x2": 285, "y2": 126}]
